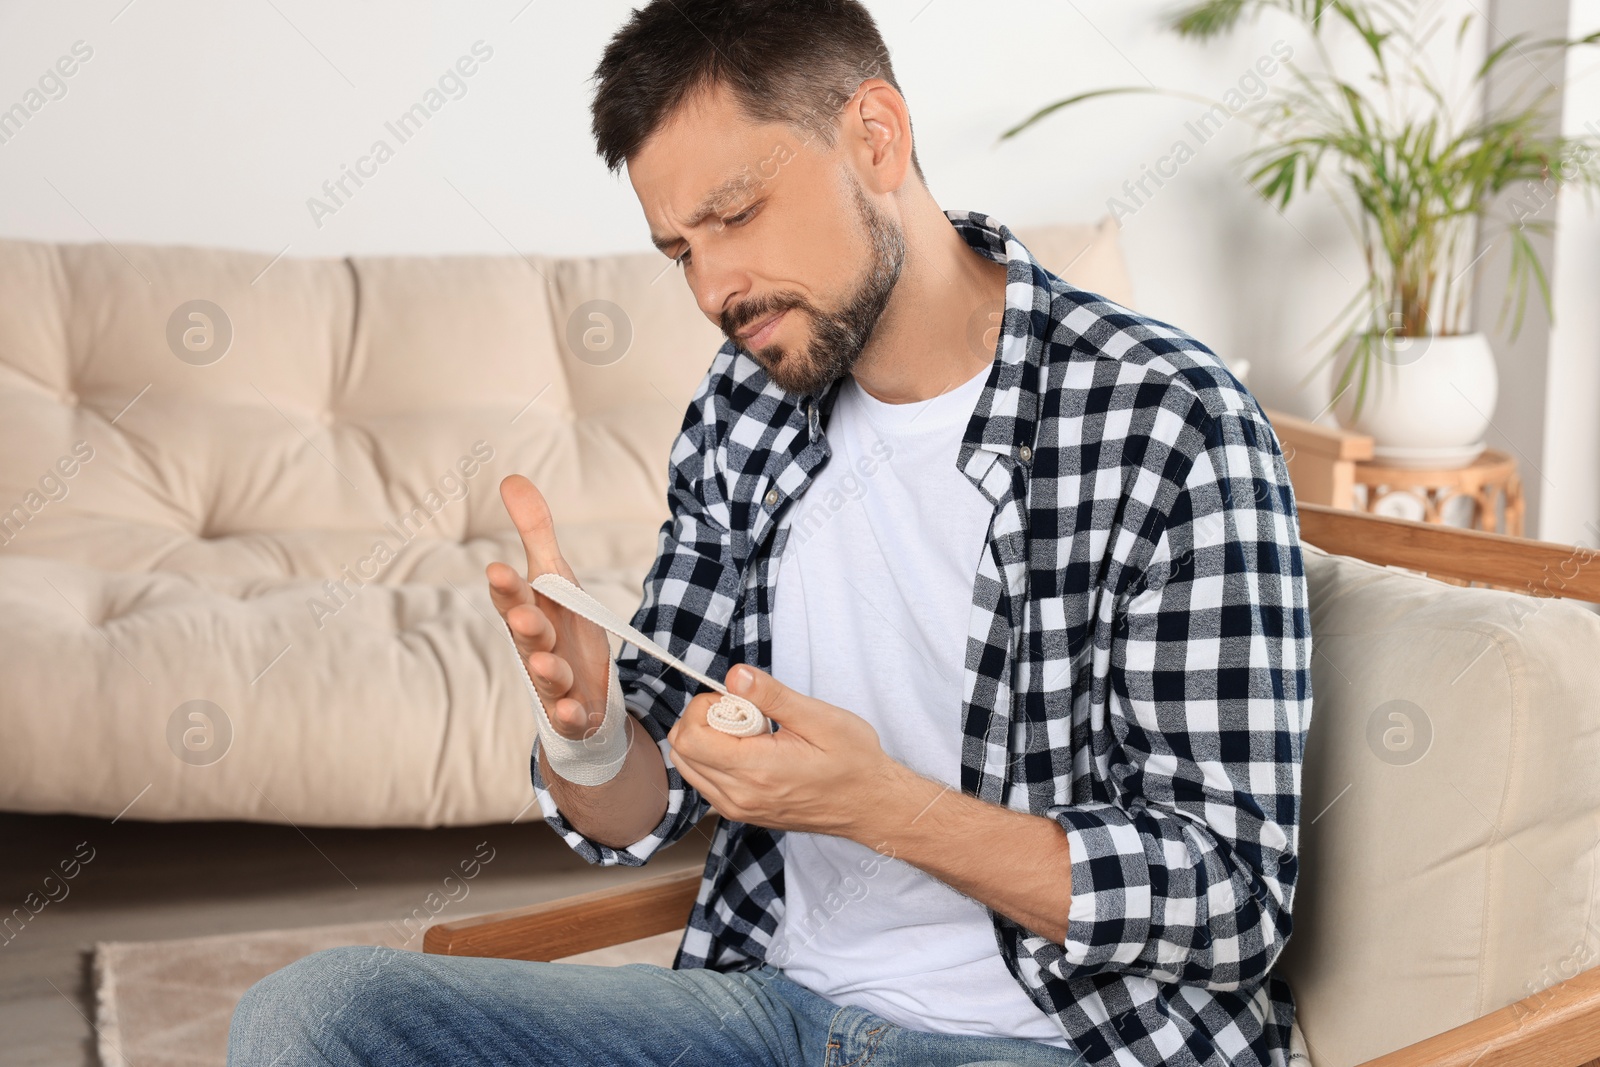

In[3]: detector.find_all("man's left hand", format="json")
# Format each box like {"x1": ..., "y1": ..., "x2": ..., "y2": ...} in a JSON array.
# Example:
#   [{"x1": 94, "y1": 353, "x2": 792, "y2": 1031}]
[{"x1": 666, "y1": 665, "x2": 900, "y2": 839}]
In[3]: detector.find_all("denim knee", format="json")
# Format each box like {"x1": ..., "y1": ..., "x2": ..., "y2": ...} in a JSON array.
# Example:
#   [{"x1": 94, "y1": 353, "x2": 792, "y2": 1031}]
[{"x1": 229, "y1": 944, "x2": 408, "y2": 1064}]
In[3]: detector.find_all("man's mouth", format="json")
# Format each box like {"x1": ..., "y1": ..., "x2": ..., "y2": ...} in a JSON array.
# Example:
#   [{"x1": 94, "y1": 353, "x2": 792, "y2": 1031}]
[{"x1": 738, "y1": 309, "x2": 788, "y2": 347}]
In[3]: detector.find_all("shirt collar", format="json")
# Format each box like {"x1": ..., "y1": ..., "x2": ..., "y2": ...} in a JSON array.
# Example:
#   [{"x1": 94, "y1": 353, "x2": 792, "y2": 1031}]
[{"x1": 945, "y1": 209, "x2": 1047, "y2": 505}]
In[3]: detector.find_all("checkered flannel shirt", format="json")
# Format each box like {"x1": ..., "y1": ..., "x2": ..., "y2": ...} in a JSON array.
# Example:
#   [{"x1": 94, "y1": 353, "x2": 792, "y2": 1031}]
[{"x1": 529, "y1": 209, "x2": 1313, "y2": 1067}]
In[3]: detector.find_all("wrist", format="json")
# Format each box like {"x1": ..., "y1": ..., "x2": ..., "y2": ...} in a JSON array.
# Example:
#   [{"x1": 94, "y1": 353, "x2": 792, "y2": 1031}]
[{"x1": 845, "y1": 755, "x2": 936, "y2": 845}]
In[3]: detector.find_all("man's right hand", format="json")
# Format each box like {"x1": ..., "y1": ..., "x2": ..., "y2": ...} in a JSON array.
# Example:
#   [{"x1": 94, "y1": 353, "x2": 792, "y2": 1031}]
[{"x1": 488, "y1": 474, "x2": 615, "y2": 743}]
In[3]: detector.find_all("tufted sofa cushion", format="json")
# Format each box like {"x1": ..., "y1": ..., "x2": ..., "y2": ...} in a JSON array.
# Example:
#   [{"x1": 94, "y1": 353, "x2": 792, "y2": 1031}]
[
  {"x1": 0, "y1": 215, "x2": 1135, "y2": 826},
  {"x1": 1277, "y1": 542, "x2": 1600, "y2": 1065}
]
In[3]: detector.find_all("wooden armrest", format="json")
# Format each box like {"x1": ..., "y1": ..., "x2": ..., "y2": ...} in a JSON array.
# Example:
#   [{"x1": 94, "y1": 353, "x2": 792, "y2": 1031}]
[
  {"x1": 1263, "y1": 407, "x2": 1375, "y2": 462},
  {"x1": 423, "y1": 866, "x2": 701, "y2": 961},
  {"x1": 1352, "y1": 964, "x2": 1600, "y2": 1066},
  {"x1": 1298, "y1": 502, "x2": 1600, "y2": 601}
]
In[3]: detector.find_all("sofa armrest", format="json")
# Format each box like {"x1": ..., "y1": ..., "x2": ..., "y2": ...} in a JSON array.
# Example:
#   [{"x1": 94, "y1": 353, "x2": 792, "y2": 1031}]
[
  {"x1": 1352, "y1": 964, "x2": 1600, "y2": 1067},
  {"x1": 422, "y1": 866, "x2": 701, "y2": 962},
  {"x1": 1297, "y1": 502, "x2": 1600, "y2": 601}
]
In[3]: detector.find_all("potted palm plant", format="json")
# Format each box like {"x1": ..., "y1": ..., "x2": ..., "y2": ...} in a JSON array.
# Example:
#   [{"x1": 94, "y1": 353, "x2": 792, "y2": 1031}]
[{"x1": 1001, "y1": 0, "x2": 1600, "y2": 467}]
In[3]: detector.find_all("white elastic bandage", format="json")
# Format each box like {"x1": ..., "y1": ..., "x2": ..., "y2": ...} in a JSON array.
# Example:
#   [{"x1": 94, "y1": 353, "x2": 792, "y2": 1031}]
[
  {"x1": 505, "y1": 574, "x2": 771, "y2": 785},
  {"x1": 502, "y1": 607, "x2": 631, "y2": 787}
]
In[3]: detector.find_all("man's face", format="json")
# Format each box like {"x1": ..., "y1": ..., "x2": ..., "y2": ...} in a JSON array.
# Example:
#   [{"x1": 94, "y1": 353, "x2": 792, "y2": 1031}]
[{"x1": 629, "y1": 82, "x2": 906, "y2": 396}]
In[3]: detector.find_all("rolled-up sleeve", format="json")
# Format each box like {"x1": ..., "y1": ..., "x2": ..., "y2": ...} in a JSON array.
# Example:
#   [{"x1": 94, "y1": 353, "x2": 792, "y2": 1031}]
[
  {"x1": 528, "y1": 370, "x2": 742, "y2": 867},
  {"x1": 1048, "y1": 404, "x2": 1312, "y2": 991}
]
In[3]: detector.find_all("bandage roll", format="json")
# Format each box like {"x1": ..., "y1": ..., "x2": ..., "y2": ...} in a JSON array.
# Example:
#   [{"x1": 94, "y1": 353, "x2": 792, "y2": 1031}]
[{"x1": 504, "y1": 573, "x2": 770, "y2": 782}]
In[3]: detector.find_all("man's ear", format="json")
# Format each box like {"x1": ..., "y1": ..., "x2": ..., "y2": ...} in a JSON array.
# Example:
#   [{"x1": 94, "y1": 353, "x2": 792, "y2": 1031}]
[{"x1": 847, "y1": 78, "x2": 915, "y2": 194}]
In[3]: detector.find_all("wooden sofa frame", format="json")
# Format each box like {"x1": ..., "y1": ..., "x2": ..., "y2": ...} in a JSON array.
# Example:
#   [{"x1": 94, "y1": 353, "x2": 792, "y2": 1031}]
[{"x1": 425, "y1": 503, "x2": 1600, "y2": 1066}]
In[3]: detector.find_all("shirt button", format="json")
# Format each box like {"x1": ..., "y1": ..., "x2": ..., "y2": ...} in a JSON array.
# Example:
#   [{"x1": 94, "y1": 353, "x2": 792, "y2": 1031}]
[
  {"x1": 1017, "y1": 444, "x2": 1033, "y2": 462},
  {"x1": 764, "y1": 488, "x2": 780, "y2": 507}
]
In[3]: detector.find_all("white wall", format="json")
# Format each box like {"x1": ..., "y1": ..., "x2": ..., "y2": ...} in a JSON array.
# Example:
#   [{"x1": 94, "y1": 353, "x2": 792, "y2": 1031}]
[
  {"x1": 1545, "y1": 0, "x2": 1600, "y2": 546},
  {"x1": 0, "y1": 0, "x2": 1386, "y2": 420},
  {"x1": 0, "y1": 0, "x2": 1493, "y2": 429}
]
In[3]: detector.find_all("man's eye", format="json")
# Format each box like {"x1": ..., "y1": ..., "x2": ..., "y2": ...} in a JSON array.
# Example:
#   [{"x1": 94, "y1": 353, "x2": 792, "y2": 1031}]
[{"x1": 673, "y1": 206, "x2": 757, "y2": 268}]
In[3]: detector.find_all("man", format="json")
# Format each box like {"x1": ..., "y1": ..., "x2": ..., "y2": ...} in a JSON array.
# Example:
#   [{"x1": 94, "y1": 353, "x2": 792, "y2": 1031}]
[{"x1": 230, "y1": 1, "x2": 1312, "y2": 1064}]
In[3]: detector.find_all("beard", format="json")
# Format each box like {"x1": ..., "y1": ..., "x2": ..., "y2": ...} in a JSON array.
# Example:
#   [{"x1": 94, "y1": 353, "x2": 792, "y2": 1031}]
[{"x1": 724, "y1": 172, "x2": 906, "y2": 397}]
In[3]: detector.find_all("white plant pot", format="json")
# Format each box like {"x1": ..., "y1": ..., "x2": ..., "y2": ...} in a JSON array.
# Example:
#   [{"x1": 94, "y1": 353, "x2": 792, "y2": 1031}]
[{"x1": 1328, "y1": 332, "x2": 1499, "y2": 469}]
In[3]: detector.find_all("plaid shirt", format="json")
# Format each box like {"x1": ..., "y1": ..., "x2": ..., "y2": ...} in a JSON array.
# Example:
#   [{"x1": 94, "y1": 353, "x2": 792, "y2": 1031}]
[{"x1": 530, "y1": 209, "x2": 1312, "y2": 1067}]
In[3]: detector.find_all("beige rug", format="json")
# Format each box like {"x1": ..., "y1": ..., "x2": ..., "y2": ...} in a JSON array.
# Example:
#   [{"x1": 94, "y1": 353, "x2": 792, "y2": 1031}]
[{"x1": 92, "y1": 919, "x2": 683, "y2": 1067}]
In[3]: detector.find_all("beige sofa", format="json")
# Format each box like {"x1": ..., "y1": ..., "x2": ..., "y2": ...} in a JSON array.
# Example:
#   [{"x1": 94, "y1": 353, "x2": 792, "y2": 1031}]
[
  {"x1": 7, "y1": 216, "x2": 1599, "y2": 1064},
  {"x1": 0, "y1": 216, "x2": 1131, "y2": 827}
]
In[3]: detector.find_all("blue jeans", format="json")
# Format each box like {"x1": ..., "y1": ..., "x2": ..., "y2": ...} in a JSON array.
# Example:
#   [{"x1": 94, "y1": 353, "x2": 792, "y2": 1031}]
[{"x1": 228, "y1": 944, "x2": 1088, "y2": 1066}]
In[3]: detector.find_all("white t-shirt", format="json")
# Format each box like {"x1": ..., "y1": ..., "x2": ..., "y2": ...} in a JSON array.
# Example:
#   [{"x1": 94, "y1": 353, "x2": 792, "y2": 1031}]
[{"x1": 768, "y1": 361, "x2": 1069, "y2": 1047}]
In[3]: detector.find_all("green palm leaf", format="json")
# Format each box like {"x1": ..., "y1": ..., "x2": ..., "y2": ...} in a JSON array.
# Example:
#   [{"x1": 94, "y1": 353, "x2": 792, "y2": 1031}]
[{"x1": 1006, "y1": 0, "x2": 1600, "y2": 419}]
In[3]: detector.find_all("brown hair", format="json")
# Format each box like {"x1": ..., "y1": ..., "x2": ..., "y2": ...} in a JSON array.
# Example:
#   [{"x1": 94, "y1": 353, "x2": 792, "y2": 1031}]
[{"x1": 590, "y1": 0, "x2": 924, "y2": 183}]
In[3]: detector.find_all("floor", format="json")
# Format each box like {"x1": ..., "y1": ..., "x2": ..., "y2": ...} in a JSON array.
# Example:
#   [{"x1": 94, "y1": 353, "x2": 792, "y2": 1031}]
[{"x1": 0, "y1": 811, "x2": 713, "y2": 1067}]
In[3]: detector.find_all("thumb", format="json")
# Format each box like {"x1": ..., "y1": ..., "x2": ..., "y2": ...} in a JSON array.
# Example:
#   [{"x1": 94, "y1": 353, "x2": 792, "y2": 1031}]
[
  {"x1": 725, "y1": 664, "x2": 799, "y2": 722},
  {"x1": 501, "y1": 474, "x2": 575, "y2": 584}
]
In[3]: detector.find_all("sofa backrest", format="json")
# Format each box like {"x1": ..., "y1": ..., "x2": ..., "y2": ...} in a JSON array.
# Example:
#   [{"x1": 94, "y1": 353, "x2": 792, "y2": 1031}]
[
  {"x1": 0, "y1": 215, "x2": 1140, "y2": 829},
  {"x1": 0, "y1": 216, "x2": 1132, "y2": 617},
  {"x1": 1280, "y1": 542, "x2": 1600, "y2": 1065}
]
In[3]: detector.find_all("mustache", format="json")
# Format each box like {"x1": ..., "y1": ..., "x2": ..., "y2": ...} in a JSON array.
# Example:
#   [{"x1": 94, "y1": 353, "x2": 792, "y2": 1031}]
[{"x1": 725, "y1": 297, "x2": 808, "y2": 338}]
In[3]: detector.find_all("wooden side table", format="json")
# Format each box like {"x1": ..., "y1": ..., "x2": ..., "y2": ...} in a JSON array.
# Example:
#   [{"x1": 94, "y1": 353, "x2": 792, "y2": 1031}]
[
  {"x1": 1263, "y1": 407, "x2": 1374, "y2": 510},
  {"x1": 1352, "y1": 449, "x2": 1524, "y2": 536}
]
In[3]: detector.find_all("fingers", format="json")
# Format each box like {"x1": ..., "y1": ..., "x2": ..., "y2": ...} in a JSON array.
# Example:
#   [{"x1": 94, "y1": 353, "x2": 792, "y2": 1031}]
[
  {"x1": 486, "y1": 560, "x2": 534, "y2": 625},
  {"x1": 503, "y1": 600, "x2": 556, "y2": 655},
  {"x1": 488, "y1": 561, "x2": 557, "y2": 657},
  {"x1": 528, "y1": 649, "x2": 574, "y2": 697},
  {"x1": 725, "y1": 664, "x2": 793, "y2": 717},
  {"x1": 548, "y1": 693, "x2": 603, "y2": 740},
  {"x1": 669, "y1": 692, "x2": 711, "y2": 735},
  {"x1": 499, "y1": 474, "x2": 577, "y2": 585},
  {"x1": 516, "y1": 642, "x2": 584, "y2": 736},
  {"x1": 491, "y1": 479, "x2": 612, "y2": 744},
  {"x1": 520, "y1": 642, "x2": 596, "y2": 742},
  {"x1": 665, "y1": 749, "x2": 736, "y2": 822}
]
